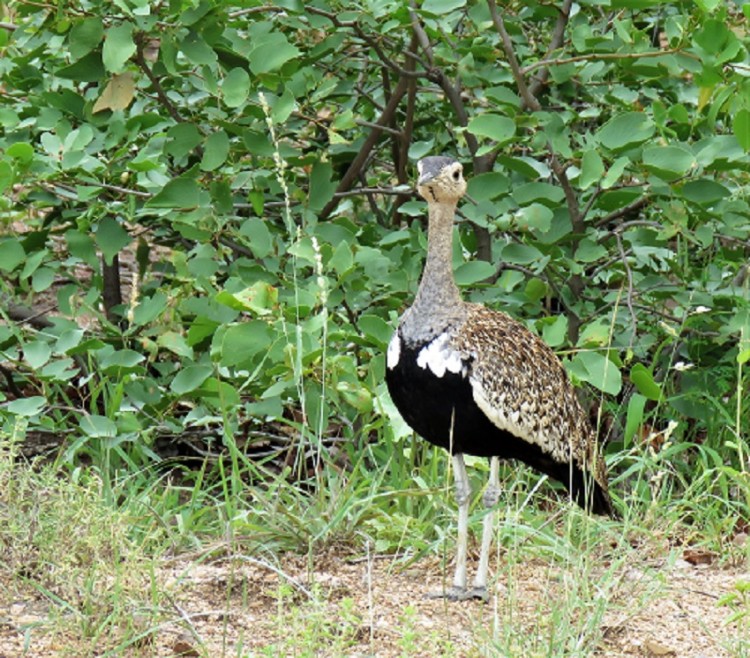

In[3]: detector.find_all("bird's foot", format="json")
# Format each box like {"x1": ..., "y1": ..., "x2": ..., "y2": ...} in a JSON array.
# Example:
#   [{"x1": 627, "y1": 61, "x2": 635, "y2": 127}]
[{"x1": 426, "y1": 586, "x2": 488, "y2": 603}]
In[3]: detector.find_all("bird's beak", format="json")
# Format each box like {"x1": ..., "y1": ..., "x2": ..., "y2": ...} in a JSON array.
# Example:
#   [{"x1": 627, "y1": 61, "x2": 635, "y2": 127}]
[{"x1": 418, "y1": 171, "x2": 437, "y2": 186}]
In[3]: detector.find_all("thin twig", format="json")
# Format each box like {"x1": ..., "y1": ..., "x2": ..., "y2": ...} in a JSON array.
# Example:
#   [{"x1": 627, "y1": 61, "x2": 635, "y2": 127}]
[
  {"x1": 306, "y1": 6, "x2": 426, "y2": 79},
  {"x1": 359, "y1": 171, "x2": 387, "y2": 225},
  {"x1": 615, "y1": 233, "x2": 638, "y2": 344},
  {"x1": 134, "y1": 34, "x2": 184, "y2": 124},
  {"x1": 228, "y1": 5, "x2": 287, "y2": 17},
  {"x1": 523, "y1": 48, "x2": 685, "y2": 75},
  {"x1": 595, "y1": 195, "x2": 651, "y2": 227},
  {"x1": 597, "y1": 219, "x2": 662, "y2": 242},
  {"x1": 355, "y1": 119, "x2": 403, "y2": 137}
]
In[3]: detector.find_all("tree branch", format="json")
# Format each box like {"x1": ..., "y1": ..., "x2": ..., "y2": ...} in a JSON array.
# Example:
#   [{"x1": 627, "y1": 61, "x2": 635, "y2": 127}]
[
  {"x1": 488, "y1": 0, "x2": 582, "y2": 231},
  {"x1": 524, "y1": 48, "x2": 684, "y2": 76},
  {"x1": 527, "y1": 0, "x2": 572, "y2": 98},
  {"x1": 306, "y1": 6, "x2": 428, "y2": 79},
  {"x1": 595, "y1": 195, "x2": 651, "y2": 227},
  {"x1": 319, "y1": 76, "x2": 410, "y2": 220},
  {"x1": 134, "y1": 34, "x2": 183, "y2": 124},
  {"x1": 487, "y1": 0, "x2": 539, "y2": 111}
]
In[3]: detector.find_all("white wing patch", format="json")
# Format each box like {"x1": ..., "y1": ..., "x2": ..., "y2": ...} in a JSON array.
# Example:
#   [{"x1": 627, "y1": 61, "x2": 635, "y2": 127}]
[
  {"x1": 416, "y1": 333, "x2": 468, "y2": 378},
  {"x1": 387, "y1": 332, "x2": 401, "y2": 369}
]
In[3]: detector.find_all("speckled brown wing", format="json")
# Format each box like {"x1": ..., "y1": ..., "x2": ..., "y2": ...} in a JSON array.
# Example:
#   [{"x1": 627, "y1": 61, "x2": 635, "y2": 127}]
[{"x1": 453, "y1": 304, "x2": 612, "y2": 507}]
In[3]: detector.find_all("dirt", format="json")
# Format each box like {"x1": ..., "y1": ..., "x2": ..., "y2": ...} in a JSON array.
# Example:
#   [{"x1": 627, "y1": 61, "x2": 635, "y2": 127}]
[{"x1": 0, "y1": 549, "x2": 744, "y2": 657}]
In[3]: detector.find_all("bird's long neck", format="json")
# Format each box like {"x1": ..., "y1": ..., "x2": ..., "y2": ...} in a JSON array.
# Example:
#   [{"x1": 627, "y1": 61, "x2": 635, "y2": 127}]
[{"x1": 413, "y1": 199, "x2": 462, "y2": 313}]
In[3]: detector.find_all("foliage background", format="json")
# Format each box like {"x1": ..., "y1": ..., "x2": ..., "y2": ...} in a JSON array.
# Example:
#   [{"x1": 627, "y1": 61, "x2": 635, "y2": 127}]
[{"x1": 1, "y1": 0, "x2": 750, "y2": 544}]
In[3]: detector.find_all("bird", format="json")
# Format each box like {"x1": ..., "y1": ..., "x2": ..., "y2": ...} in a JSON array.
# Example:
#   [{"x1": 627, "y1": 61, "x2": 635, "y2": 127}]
[{"x1": 385, "y1": 155, "x2": 614, "y2": 602}]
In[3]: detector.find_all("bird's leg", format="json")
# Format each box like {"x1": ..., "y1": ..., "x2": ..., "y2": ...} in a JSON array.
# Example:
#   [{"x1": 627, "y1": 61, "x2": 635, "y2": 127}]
[
  {"x1": 428, "y1": 452, "x2": 471, "y2": 600},
  {"x1": 470, "y1": 456, "x2": 500, "y2": 602},
  {"x1": 452, "y1": 451, "x2": 471, "y2": 595}
]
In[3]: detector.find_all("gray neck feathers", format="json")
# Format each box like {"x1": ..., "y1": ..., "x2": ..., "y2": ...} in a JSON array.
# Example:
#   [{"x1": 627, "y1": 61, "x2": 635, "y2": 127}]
[{"x1": 400, "y1": 199, "x2": 468, "y2": 345}]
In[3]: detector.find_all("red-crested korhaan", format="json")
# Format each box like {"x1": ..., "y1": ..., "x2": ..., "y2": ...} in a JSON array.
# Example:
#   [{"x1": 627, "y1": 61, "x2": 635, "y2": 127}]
[{"x1": 385, "y1": 156, "x2": 614, "y2": 602}]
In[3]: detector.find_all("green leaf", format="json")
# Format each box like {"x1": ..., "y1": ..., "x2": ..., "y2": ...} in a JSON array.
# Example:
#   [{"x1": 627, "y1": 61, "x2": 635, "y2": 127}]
[
  {"x1": 221, "y1": 67, "x2": 250, "y2": 108},
  {"x1": 239, "y1": 218, "x2": 273, "y2": 258},
  {"x1": 501, "y1": 243, "x2": 543, "y2": 265},
  {"x1": 454, "y1": 261, "x2": 495, "y2": 285},
  {"x1": 624, "y1": 393, "x2": 647, "y2": 445},
  {"x1": 80, "y1": 414, "x2": 117, "y2": 438},
  {"x1": 0, "y1": 238, "x2": 25, "y2": 272},
  {"x1": 147, "y1": 177, "x2": 201, "y2": 209},
  {"x1": 69, "y1": 18, "x2": 104, "y2": 59},
  {"x1": 216, "y1": 321, "x2": 273, "y2": 367},
  {"x1": 359, "y1": 314, "x2": 393, "y2": 348},
  {"x1": 541, "y1": 315, "x2": 567, "y2": 348},
  {"x1": 166, "y1": 123, "x2": 202, "y2": 159},
  {"x1": 524, "y1": 278, "x2": 546, "y2": 302},
  {"x1": 337, "y1": 382, "x2": 373, "y2": 413},
  {"x1": 569, "y1": 351, "x2": 622, "y2": 395},
  {"x1": 330, "y1": 241, "x2": 353, "y2": 274},
  {"x1": 180, "y1": 31, "x2": 217, "y2": 65},
  {"x1": 24, "y1": 340, "x2": 52, "y2": 369},
  {"x1": 65, "y1": 229, "x2": 98, "y2": 267},
  {"x1": 6, "y1": 396, "x2": 47, "y2": 417},
  {"x1": 466, "y1": 114, "x2": 516, "y2": 145},
  {"x1": 132, "y1": 292, "x2": 167, "y2": 326},
  {"x1": 308, "y1": 161, "x2": 336, "y2": 212},
  {"x1": 422, "y1": 0, "x2": 466, "y2": 12},
  {"x1": 102, "y1": 22, "x2": 136, "y2": 74},
  {"x1": 248, "y1": 33, "x2": 300, "y2": 75},
  {"x1": 694, "y1": 0, "x2": 721, "y2": 10},
  {"x1": 630, "y1": 363, "x2": 662, "y2": 400},
  {"x1": 37, "y1": 270, "x2": 67, "y2": 308},
  {"x1": 0, "y1": 161, "x2": 12, "y2": 194},
  {"x1": 575, "y1": 238, "x2": 607, "y2": 263},
  {"x1": 217, "y1": 282, "x2": 278, "y2": 315},
  {"x1": 580, "y1": 150, "x2": 605, "y2": 190},
  {"x1": 694, "y1": 19, "x2": 731, "y2": 54},
  {"x1": 642, "y1": 145, "x2": 695, "y2": 179},
  {"x1": 56, "y1": 51, "x2": 105, "y2": 82},
  {"x1": 54, "y1": 329, "x2": 85, "y2": 354},
  {"x1": 271, "y1": 87, "x2": 296, "y2": 124},
  {"x1": 733, "y1": 108, "x2": 750, "y2": 152},
  {"x1": 512, "y1": 182, "x2": 565, "y2": 207},
  {"x1": 601, "y1": 156, "x2": 630, "y2": 189},
  {"x1": 170, "y1": 365, "x2": 213, "y2": 395},
  {"x1": 680, "y1": 179, "x2": 730, "y2": 204},
  {"x1": 596, "y1": 112, "x2": 655, "y2": 150},
  {"x1": 200, "y1": 130, "x2": 230, "y2": 171},
  {"x1": 516, "y1": 204, "x2": 553, "y2": 233},
  {"x1": 99, "y1": 349, "x2": 145, "y2": 372},
  {"x1": 96, "y1": 217, "x2": 130, "y2": 266},
  {"x1": 6, "y1": 142, "x2": 34, "y2": 164},
  {"x1": 467, "y1": 172, "x2": 510, "y2": 201},
  {"x1": 157, "y1": 332, "x2": 194, "y2": 359}
]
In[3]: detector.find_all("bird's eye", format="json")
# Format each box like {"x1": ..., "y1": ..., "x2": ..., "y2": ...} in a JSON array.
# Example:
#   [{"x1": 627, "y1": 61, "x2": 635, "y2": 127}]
[{"x1": 452, "y1": 169, "x2": 461, "y2": 181}]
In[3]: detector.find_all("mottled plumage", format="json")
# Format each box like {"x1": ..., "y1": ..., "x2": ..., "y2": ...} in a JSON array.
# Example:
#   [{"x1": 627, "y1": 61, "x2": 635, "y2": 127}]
[{"x1": 385, "y1": 156, "x2": 613, "y2": 601}]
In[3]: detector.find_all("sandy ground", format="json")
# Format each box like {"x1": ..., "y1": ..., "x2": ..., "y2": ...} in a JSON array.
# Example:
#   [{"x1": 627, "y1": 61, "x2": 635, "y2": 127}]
[{"x1": 1, "y1": 548, "x2": 744, "y2": 657}]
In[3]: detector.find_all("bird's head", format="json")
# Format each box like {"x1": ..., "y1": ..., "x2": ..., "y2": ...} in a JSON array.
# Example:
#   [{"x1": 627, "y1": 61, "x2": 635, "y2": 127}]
[{"x1": 416, "y1": 156, "x2": 467, "y2": 204}]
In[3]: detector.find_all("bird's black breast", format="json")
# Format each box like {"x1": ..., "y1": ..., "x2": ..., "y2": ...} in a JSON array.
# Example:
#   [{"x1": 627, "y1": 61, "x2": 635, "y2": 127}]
[{"x1": 385, "y1": 336, "x2": 511, "y2": 457}]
